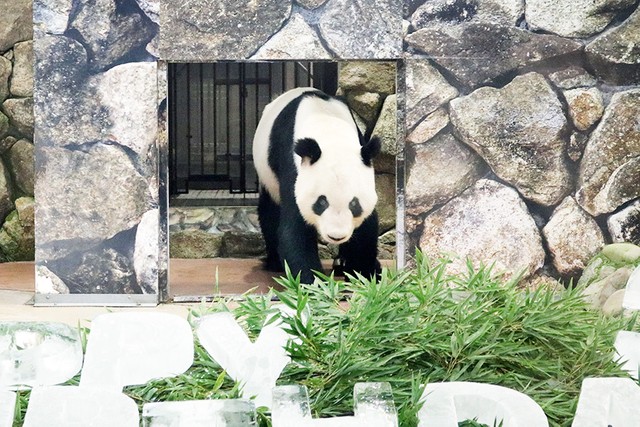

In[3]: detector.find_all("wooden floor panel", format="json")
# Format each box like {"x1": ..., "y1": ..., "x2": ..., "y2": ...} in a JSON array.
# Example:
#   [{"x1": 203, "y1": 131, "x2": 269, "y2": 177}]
[
  {"x1": 0, "y1": 262, "x2": 35, "y2": 292},
  {"x1": 0, "y1": 259, "x2": 284, "y2": 299},
  {"x1": 0, "y1": 258, "x2": 394, "y2": 301},
  {"x1": 168, "y1": 258, "x2": 284, "y2": 298}
]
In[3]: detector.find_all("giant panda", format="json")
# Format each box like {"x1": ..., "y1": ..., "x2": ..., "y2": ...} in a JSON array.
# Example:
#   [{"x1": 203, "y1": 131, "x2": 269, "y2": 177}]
[{"x1": 253, "y1": 87, "x2": 382, "y2": 284}]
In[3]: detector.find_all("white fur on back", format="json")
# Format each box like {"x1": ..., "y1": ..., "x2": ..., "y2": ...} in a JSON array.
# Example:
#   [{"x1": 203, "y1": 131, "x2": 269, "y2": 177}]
[{"x1": 253, "y1": 87, "x2": 321, "y2": 203}]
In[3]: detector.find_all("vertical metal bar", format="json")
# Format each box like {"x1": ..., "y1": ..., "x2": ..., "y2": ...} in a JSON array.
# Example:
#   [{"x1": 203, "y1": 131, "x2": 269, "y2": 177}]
[
  {"x1": 321, "y1": 62, "x2": 338, "y2": 95},
  {"x1": 281, "y1": 61, "x2": 286, "y2": 92},
  {"x1": 168, "y1": 63, "x2": 176, "y2": 195},
  {"x1": 238, "y1": 64, "x2": 246, "y2": 194},
  {"x1": 294, "y1": 62, "x2": 299, "y2": 87},
  {"x1": 199, "y1": 63, "x2": 204, "y2": 176},
  {"x1": 226, "y1": 62, "x2": 231, "y2": 181},
  {"x1": 311, "y1": 62, "x2": 319, "y2": 90},
  {"x1": 395, "y1": 59, "x2": 406, "y2": 269},
  {"x1": 268, "y1": 62, "x2": 273, "y2": 101},
  {"x1": 186, "y1": 64, "x2": 191, "y2": 193},
  {"x1": 213, "y1": 63, "x2": 217, "y2": 176},
  {"x1": 251, "y1": 62, "x2": 261, "y2": 193},
  {"x1": 255, "y1": 63, "x2": 260, "y2": 130}
]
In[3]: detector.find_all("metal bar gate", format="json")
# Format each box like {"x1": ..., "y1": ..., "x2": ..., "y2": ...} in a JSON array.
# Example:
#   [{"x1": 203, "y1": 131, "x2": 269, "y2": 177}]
[{"x1": 168, "y1": 62, "x2": 338, "y2": 197}]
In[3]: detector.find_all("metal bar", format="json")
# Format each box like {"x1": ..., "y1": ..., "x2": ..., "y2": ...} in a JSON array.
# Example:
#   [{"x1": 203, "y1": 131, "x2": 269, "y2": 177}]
[
  {"x1": 186, "y1": 64, "x2": 191, "y2": 193},
  {"x1": 213, "y1": 63, "x2": 217, "y2": 176},
  {"x1": 395, "y1": 59, "x2": 406, "y2": 269},
  {"x1": 311, "y1": 62, "x2": 318, "y2": 90},
  {"x1": 199, "y1": 63, "x2": 204, "y2": 176},
  {"x1": 255, "y1": 63, "x2": 260, "y2": 131},
  {"x1": 35, "y1": 293, "x2": 159, "y2": 307},
  {"x1": 168, "y1": 63, "x2": 176, "y2": 195},
  {"x1": 226, "y1": 62, "x2": 231, "y2": 180},
  {"x1": 238, "y1": 63, "x2": 246, "y2": 193},
  {"x1": 251, "y1": 63, "x2": 261, "y2": 193},
  {"x1": 329, "y1": 62, "x2": 338, "y2": 94},
  {"x1": 268, "y1": 62, "x2": 272, "y2": 102}
]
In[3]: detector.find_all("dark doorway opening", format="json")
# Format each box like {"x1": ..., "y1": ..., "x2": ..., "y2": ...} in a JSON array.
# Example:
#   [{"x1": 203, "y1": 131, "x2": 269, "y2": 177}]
[{"x1": 168, "y1": 61, "x2": 338, "y2": 203}]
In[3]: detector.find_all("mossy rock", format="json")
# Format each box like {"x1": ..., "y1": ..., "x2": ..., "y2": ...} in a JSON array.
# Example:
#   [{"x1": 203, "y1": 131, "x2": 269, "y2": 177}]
[
  {"x1": 579, "y1": 242, "x2": 640, "y2": 287},
  {"x1": 0, "y1": 208, "x2": 35, "y2": 261},
  {"x1": 220, "y1": 231, "x2": 265, "y2": 258},
  {"x1": 170, "y1": 230, "x2": 223, "y2": 258},
  {"x1": 601, "y1": 242, "x2": 640, "y2": 264}
]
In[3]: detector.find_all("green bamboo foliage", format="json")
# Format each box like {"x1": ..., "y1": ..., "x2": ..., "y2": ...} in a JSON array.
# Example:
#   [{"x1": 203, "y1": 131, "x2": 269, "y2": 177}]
[{"x1": 12, "y1": 254, "x2": 640, "y2": 427}]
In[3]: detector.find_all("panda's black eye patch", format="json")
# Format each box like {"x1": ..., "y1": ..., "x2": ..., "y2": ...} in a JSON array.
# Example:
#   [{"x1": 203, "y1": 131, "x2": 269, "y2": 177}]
[
  {"x1": 349, "y1": 197, "x2": 363, "y2": 217},
  {"x1": 312, "y1": 195, "x2": 329, "y2": 215}
]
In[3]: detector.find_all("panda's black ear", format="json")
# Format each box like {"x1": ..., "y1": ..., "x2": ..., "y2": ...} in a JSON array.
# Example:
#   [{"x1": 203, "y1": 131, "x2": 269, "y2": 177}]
[
  {"x1": 294, "y1": 138, "x2": 322, "y2": 165},
  {"x1": 361, "y1": 136, "x2": 381, "y2": 167}
]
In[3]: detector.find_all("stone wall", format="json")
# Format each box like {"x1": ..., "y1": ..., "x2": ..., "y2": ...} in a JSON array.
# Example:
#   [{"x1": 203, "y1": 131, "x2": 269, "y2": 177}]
[
  {"x1": 27, "y1": 0, "x2": 640, "y2": 302},
  {"x1": 33, "y1": 0, "x2": 162, "y2": 302},
  {"x1": 0, "y1": 0, "x2": 36, "y2": 263},
  {"x1": 338, "y1": 61, "x2": 398, "y2": 259},
  {"x1": 404, "y1": 0, "x2": 640, "y2": 282},
  {"x1": 32, "y1": 0, "x2": 405, "y2": 302}
]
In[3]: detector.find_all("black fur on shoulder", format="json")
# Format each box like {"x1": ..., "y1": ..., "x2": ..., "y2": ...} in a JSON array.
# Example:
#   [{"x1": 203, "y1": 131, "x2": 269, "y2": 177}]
[
  {"x1": 361, "y1": 136, "x2": 381, "y2": 167},
  {"x1": 302, "y1": 90, "x2": 332, "y2": 101}
]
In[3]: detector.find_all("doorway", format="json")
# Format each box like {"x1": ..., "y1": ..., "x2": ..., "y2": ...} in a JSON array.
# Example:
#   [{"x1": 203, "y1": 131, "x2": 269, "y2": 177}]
[{"x1": 166, "y1": 61, "x2": 396, "y2": 300}]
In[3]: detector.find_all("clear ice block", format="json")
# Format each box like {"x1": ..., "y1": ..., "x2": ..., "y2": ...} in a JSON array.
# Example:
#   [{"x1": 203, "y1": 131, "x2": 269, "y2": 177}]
[
  {"x1": 0, "y1": 391, "x2": 16, "y2": 427},
  {"x1": 272, "y1": 383, "x2": 398, "y2": 427},
  {"x1": 80, "y1": 312, "x2": 194, "y2": 391},
  {"x1": 0, "y1": 322, "x2": 83, "y2": 389},
  {"x1": 417, "y1": 381, "x2": 548, "y2": 427},
  {"x1": 23, "y1": 386, "x2": 139, "y2": 427},
  {"x1": 614, "y1": 330, "x2": 640, "y2": 379},
  {"x1": 623, "y1": 264, "x2": 640, "y2": 310},
  {"x1": 196, "y1": 312, "x2": 291, "y2": 408},
  {"x1": 354, "y1": 382, "x2": 398, "y2": 427},
  {"x1": 271, "y1": 385, "x2": 312, "y2": 426},
  {"x1": 142, "y1": 399, "x2": 257, "y2": 427},
  {"x1": 572, "y1": 377, "x2": 640, "y2": 427}
]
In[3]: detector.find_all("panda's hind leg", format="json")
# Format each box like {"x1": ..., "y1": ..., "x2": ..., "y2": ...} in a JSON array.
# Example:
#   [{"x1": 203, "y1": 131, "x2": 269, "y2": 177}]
[
  {"x1": 338, "y1": 210, "x2": 382, "y2": 279},
  {"x1": 258, "y1": 188, "x2": 283, "y2": 272}
]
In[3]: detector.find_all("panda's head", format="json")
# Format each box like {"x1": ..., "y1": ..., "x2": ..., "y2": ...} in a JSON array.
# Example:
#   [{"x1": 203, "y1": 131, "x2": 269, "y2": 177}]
[{"x1": 294, "y1": 136, "x2": 381, "y2": 245}]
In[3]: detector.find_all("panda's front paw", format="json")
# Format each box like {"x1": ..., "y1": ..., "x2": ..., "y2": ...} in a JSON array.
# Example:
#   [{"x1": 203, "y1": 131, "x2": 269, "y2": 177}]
[
  {"x1": 335, "y1": 257, "x2": 381, "y2": 281},
  {"x1": 332, "y1": 256, "x2": 347, "y2": 277},
  {"x1": 264, "y1": 256, "x2": 284, "y2": 272}
]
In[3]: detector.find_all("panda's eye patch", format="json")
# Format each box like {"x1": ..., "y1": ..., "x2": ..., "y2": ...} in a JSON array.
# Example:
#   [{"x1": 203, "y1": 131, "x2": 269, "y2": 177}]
[
  {"x1": 349, "y1": 197, "x2": 363, "y2": 217},
  {"x1": 312, "y1": 195, "x2": 329, "y2": 215}
]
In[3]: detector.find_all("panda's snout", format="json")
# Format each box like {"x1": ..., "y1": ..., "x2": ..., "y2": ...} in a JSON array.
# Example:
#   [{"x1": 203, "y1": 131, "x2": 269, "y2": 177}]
[
  {"x1": 320, "y1": 210, "x2": 354, "y2": 244},
  {"x1": 327, "y1": 234, "x2": 348, "y2": 244}
]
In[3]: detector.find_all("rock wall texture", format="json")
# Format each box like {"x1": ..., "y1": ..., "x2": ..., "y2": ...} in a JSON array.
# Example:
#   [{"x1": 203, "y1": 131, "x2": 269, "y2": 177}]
[
  {"x1": 24, "y1": 0, "x2": 640, "y2": 300},
  {"x1": 0, "y1": 0, "x2": 36, "y2": 264},
  {"x1": 31, "y1": 0, "x2": 407, "y2": 301},
  {"x1": 33, "y1": 0, "x2": 161, "y2": 299},
  {"x1": 404, "y1": 0, "x2": 640, "y2": 281}
]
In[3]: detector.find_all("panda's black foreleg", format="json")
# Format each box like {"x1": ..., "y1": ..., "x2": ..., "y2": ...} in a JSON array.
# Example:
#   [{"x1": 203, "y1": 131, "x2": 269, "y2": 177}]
[
  {"x1": 277, "y1": 207, "x2": 323, "y2": 284},
  {"x1": 258, "y1": 189, "x2": 283, "y2": 272},
  {"x1": 338, "y1": 209, "x2": 382, "y2": 280}
]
